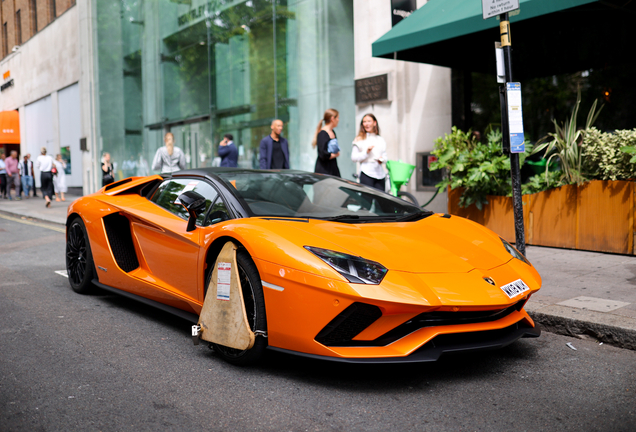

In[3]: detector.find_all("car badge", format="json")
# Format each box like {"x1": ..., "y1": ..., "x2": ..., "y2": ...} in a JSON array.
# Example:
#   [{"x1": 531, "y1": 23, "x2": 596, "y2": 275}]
[{"x1": 483, "y1": 277, "x2": 496, "y2": 286}]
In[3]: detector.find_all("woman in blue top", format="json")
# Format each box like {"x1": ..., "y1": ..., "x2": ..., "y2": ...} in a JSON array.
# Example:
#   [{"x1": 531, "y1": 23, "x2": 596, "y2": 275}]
[{"x1": 313, "y1": 108, "x2": 341, "y2": 177}]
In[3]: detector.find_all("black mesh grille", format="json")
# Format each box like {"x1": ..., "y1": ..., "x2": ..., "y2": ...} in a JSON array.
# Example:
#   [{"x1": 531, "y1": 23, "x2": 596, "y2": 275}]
[
  {"x1": 323, "y1": 299, "x2": 527, "y2": 347},
  {"x1": 315, "y1": 302, "x2": 382, "y2": 346},
  {"x1": 103, "y1": 213, "x2": 140, "y2": 272}
]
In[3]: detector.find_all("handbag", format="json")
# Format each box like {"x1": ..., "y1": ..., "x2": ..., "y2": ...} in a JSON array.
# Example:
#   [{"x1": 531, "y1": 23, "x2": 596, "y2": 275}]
[{"x1": 51, "y1": 165, "x2": 58, "y2": 175}]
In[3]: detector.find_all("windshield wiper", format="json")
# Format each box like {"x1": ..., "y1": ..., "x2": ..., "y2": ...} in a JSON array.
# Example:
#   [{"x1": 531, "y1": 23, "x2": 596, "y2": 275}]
[
  {"x1": 324, "y1": 214, "x2": 360, "y2": 222},
  {"x1": 393, "y1": 211, "x2": 434, "y2": 222}
]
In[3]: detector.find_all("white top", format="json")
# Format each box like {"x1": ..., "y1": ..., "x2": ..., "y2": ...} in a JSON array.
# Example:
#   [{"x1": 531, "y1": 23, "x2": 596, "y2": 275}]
[
  {"x1": 36, "y1": 154, "x2": 54, "y2": 172},
  {"x1": 351, "y1": 133, "x2": 387, "y2": 180},
  {"x1": 152, "y1": 146, "x2": 186, "y2": 173},
  {"x1": 53, "y1": 160, "x2": 68, "y2": 192}
]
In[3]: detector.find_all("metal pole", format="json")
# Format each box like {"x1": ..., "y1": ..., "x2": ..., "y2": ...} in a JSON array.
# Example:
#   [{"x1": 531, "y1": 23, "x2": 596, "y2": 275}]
[
  {"x1": 499, "y1": 12, "x2": 526, "y2": 256},
  {"x1": 273, "y1": 0, "x2": 278, "y2": 119}
]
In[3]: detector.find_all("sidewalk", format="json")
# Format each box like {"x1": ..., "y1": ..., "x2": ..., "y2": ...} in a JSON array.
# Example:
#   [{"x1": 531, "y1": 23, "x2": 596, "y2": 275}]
[{"x1": 1, "y1": 194, "x2": 635, "y2": 350}]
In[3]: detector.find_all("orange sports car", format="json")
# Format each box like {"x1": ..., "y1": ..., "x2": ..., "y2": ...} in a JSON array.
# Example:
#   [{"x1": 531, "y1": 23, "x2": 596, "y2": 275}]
[{"x1": 66, "y1": 168, "x2": 541, "y2": 365}]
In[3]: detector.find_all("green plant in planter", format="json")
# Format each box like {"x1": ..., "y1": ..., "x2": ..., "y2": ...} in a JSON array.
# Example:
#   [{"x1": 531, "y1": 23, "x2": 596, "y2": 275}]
[
  {"x1": 532, "y1": 90, "x2": 602, "y2": 184},
  {"x1": 621, "y1": 145, "x2": 636, "y2": 163},
  {"x1": 431, "y1": 127, "x2": 531, "y2": 210},
  {"x1": 582, "y1": 128, "x2": 636, "y2": 180},
  {"x1": 521, "y1": 171, "x2": 565, "y2": 195}
]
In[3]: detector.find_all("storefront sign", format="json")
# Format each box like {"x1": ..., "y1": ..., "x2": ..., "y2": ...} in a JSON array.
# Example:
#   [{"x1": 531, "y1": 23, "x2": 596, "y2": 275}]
[
  {"x1": 1, "y1": 79, "x2": 14, "y2": 92},
  {"x1": 482, "y1": 0, "x2": 519, "y2": 20},
  {"x1": 391, "y1": 0, "x2": 417, "y2": 27},
  {"x1": 355, "y1": 74, "x2": 388, "y2": 105}
]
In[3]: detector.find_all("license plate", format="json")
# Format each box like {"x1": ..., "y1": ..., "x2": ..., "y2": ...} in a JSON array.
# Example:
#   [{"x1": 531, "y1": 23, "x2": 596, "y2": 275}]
[{"x1": 500, "y1": 279, "x2": 530, "y2": 299}]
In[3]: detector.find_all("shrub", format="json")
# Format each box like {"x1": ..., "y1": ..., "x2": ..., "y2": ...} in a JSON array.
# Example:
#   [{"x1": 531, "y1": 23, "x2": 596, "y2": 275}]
[
  {"x1": 431, "y1": 127, "x2": 531, "y2": 209},
  {"x1": 581, "y1": 128, "x2": 636, "y2": 181}
]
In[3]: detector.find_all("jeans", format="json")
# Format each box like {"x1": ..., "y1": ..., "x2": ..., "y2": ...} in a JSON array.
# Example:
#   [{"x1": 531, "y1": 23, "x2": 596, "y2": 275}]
[{"x1": 21, "y1": 175, "x2": 34, "y2": 197}]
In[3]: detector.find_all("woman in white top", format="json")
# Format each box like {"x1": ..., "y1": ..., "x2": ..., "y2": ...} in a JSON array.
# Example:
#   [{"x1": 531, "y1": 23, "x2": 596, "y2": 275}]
[
  {"x1": 53, "y1": 154, "x2": 68, "y2": 202},
  {"x1": 36, "y1": 147, "x2": 55, "y2": 207},
  {"x1": 351, "y1": 113, "x2": 387, "y2": 191}
]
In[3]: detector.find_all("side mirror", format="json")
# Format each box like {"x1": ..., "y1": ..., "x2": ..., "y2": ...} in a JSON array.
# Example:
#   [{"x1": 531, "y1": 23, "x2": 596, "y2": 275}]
[{"x1": 178, "y1": 191, "x2": 207, "y2": 232}]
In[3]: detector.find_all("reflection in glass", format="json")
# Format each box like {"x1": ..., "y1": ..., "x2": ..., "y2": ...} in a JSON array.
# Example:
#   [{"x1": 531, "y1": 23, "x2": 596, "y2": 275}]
[{"x1": 95, "y1": 0, "x2": 355, "y2": 183}]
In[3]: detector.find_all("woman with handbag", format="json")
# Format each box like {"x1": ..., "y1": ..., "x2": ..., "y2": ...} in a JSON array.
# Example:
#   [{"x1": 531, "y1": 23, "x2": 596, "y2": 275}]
[
  {"x1": 36, "y1": 147, "x2": 55, "y2": 208},
  {"x1": 53, "y1": 154, "x2": 68, "y2": 201},
  {"x1": 313, "y1": 108, "x2": 341, "y2": 177}
]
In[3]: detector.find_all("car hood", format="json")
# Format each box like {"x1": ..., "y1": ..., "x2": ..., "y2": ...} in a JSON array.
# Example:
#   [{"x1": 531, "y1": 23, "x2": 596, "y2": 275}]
[{"x1": 289, "y1": 215, "x2": 511, "y2": 273}]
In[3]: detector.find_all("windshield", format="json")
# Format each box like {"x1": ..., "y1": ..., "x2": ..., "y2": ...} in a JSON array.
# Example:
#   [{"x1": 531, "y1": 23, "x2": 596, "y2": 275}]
[{"x1": 215, "y1": 171, "x2": 427, "y2": 222}]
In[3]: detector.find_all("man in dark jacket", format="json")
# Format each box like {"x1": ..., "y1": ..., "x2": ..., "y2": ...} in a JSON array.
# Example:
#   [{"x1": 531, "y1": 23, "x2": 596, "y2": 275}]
[
  {"x1": 218, "y1": 134, "x2": 238, "y2": 167},
  {"x1": 259, "y1": 119, "x2": 289, "y2": 169}
]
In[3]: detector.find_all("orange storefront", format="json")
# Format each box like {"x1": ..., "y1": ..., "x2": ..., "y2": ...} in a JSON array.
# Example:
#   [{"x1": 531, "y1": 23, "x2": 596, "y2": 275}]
[{"x1": 0, "y1": 110, "x2": 20, "y2": 156}]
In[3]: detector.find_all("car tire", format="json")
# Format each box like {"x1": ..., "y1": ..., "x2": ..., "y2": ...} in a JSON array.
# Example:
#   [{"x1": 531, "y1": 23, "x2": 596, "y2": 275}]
[
  {"x1": 66, "y1": 217, "x2": 96, "y2": 294},
  {"x1": 208, "y1": 248, "x2": 268, "y2": 366}
]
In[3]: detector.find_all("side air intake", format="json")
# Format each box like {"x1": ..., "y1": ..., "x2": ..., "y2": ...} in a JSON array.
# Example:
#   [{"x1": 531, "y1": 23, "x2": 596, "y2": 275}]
[
  {"x1": 103, "y1": 213, "x2": 140, "y2": 272},
  {"x1": 315, "y1": 302, "x2": 382, "y2": 346}
]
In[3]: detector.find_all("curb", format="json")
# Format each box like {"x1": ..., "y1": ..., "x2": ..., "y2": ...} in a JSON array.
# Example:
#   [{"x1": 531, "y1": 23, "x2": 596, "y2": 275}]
[
  {"x1": 527, "y1": 303, "x2": 636, "y2": 351},
  {"x1": 0, "y1": 209, "x2": 66, "y2": 228}
]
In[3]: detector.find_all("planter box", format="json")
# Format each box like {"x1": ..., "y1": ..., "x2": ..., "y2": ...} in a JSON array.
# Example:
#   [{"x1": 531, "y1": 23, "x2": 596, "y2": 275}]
[{"x1": 448, "y1": 180, "x2": 635, "y2": 255}]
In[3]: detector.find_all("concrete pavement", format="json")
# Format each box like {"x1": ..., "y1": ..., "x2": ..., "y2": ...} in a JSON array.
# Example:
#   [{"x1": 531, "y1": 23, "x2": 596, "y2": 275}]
[{"x1": 1, "y1": 192, "x2": 635, "y2": 351}]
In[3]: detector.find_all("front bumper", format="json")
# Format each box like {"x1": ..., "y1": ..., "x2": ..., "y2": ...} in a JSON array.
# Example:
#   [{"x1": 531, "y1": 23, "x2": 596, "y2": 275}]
[{"x1": 268, "y1": 321, "x2": 540, "y2": 363}]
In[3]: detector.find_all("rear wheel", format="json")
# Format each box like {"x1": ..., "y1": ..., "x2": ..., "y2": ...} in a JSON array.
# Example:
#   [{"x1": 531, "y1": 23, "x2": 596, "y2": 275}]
[
  {"x1": 207, "y1": 248, "x2": 267, "y2": 366},
  {"x1": 66, "y1": 217, "x2": 95, "y2": 294}
]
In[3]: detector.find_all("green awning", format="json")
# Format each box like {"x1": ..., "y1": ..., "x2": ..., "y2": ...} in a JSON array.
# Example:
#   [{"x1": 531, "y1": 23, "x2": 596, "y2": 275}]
[{"x1": 372, "y1": 0, "x2": 633, "y2": 79}]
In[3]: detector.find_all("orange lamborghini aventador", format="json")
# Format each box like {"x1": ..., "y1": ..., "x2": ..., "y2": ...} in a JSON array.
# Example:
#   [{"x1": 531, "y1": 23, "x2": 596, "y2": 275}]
[{"x1": 65, "y1": 168, "x2": 541, "y2": 365}]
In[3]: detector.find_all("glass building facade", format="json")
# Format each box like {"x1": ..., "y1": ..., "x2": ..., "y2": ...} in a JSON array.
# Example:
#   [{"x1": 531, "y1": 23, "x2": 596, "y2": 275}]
[{"x1": 94, "y1": 0, "x2": 355, "y2": 181}]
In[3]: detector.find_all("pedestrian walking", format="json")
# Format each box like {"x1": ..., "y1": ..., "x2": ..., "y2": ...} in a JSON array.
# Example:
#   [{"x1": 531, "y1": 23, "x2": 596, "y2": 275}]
[
  {"x1": 36, "y1": 147, "x2": 54, "y2": 208},
  {"x1": 0, "y1": 152, "x2": 7, "y2": 199},
  {"x1": 18, "y1": 154, "x2": 35, "y2": 198},
  {"x1": 218, "y1": 134, "x2": 238, "y2": 167},
  {"x1": 102, "y1": 152, "x2": 115, "y2": 186},
  {"x1": 351, "y1": 113, "x2": 387, "y2": 191},
  {"x1": 313, "y1": 108, "x2": 341, "y2": 177},
  {"x1": 152, "y1": 132, "x2": 186, "y2": 173},
  {"x1": 259, "y1": 119, "x2": 290, "y2": 169},
  {"x1": 5, "y1": 150, "x2": 21, "y2": 200},
  {"x1": 53, "y1": 154, "x2": 68, "y2": 201}
]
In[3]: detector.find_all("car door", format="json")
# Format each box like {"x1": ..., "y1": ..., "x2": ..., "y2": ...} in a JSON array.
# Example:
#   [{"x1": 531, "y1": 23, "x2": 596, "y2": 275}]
[{"x1": 127, "y1": 177, "x2": 222, "y2": 303}]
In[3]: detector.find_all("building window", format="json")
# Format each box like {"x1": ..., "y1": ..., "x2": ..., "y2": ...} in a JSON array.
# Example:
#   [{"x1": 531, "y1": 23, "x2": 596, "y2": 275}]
[
  {"x1": 16, "y1": 10, "x2": 22, "y2": 45},
  {"x1": 3, "y1": 23, "x2": 8, "y2": 58},
  {"x1": 50, "y1": 0, "x2": 56, "y2": 21},
  {"x1": 30, "y1": 0, "x2": 38, "y2": 34}
]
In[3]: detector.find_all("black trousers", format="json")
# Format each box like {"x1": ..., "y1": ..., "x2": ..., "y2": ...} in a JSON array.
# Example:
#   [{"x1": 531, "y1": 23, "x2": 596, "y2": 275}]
[
  {"x1": 0, "y1": 173, "x2": 6, "y2": 197},
  {"x1": 360, "y1": 171, "x2": 386, "y2": 191},
  {"x1": 40, "y1": 172, "x2": 54, "y2": 200}
]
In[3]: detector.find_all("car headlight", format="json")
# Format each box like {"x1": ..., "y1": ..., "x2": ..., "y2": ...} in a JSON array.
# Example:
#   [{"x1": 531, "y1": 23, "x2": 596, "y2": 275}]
[
  {"x1": 304, "y1": 246, "x2": 388, "y2": 284},
  {"x1": 500, "y1": 237, "x2": 530, "y2": 265}
]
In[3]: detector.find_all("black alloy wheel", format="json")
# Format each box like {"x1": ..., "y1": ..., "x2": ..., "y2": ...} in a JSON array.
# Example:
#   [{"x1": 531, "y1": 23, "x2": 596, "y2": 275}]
[
  {"x1": 208, "y1": 248, "x2": 268, "y2": 366},
  {"x1": 66, "y1": 217, "x2": 95, "y2": 294}
]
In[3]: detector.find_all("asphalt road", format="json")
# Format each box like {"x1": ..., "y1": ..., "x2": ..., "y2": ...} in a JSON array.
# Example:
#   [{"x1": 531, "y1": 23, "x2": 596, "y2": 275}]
[{"x1": 1, "y1": 214, "x2": 635, "y2": 432}]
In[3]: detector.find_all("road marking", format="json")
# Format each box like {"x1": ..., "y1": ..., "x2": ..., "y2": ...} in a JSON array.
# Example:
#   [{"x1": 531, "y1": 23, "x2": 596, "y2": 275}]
[
  {"x1": 55, "y1": 270, "x2": 69, "y2": 278},
  {"x1": 0, "y1": 213, "x2": 65, "y2": 233}
]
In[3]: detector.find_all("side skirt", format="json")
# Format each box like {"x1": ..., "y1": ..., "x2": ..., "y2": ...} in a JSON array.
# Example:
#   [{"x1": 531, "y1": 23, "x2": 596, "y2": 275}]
[{"x1": 92, "y1": 279, "x2": 199, "y2": 324}]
